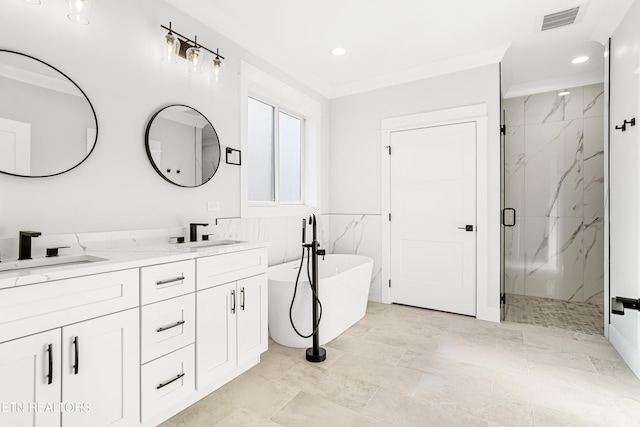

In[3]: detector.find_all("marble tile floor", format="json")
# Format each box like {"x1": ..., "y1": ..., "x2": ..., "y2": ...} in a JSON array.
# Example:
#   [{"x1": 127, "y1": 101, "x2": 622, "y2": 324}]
[
  {"x1": 161, "y1": 302, "x2": 639, "y2": 427},
  {"x1": 505, "y1": 293, "x2": 604, "y2": 336}
]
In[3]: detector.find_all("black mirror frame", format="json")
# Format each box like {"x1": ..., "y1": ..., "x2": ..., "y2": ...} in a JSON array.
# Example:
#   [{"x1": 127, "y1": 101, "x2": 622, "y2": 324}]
[
  {"x1": 144, "y1": 104, "x2": 221, "y2": 188},
  {"x1": 0, "y1": 49, "x2": 99, "y2": 178}
]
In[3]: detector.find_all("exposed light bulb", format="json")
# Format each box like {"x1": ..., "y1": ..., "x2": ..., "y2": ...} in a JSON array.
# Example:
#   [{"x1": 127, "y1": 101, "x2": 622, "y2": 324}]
[
  {"x1": 186, "y1": 46, "x2": 203, "y2": 74},
  {"x1": 212, "y1": 57, "x2": 222, "y2": 82},
  {"x1": 162, "y1": 32, "x2": 179, "y2": 63},
  {"x1": 558, "y1": 90, "x2": 570, "y2": 97}
]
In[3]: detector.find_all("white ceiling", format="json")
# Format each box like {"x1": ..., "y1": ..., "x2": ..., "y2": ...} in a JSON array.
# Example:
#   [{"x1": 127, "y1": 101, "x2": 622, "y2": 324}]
[{"x1": 167, "y1": 0, "x2": 635, "y2": 99}]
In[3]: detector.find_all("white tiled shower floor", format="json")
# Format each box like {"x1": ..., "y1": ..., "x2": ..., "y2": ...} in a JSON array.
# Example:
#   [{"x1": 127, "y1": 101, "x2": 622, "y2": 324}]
[{"x1": 505, "y1": 293, "x2": 604, "y2": 336}]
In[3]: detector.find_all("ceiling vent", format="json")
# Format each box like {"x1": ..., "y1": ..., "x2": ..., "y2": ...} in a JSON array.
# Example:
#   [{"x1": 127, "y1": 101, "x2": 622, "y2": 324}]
[{"x1": 541, "y1": 6, "x2": 581, "y2": 31}]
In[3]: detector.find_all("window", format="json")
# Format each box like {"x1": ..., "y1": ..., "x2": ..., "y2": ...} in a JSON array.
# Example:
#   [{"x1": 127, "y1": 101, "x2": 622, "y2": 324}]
[
  {"x1": 247, "y1": 97, "x2": 304, "y2": 205},
  {"x1": 240, "y1": 61, "x2": 321, "y2": 217}
]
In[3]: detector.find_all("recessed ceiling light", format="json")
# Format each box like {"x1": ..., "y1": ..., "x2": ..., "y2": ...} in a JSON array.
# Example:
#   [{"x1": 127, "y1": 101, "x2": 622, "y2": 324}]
[
  {"x1": 572, "y1": 56, "x2": 589, "y2": 64},
  {"x1": 558, "y1": 90, "x2": 571, "y2": 97},
  {"x1": 332, "y1": 47, "x2": 346, "y2": 56}
]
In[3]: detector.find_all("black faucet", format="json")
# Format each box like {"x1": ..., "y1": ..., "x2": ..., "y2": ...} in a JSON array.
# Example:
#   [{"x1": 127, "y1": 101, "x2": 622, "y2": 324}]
[
  {"x1": 189, "y1": 223, "x2": 209, "y2": 242},
  {"x1": 18, "y1": 230, "x2": 42, "y2": 260}
]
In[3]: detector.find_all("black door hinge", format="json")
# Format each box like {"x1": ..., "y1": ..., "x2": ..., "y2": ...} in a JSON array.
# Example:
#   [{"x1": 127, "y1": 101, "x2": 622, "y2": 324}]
[
  {"x1": 387, "y1": 145, "x2": 391, "y2": 155},
  {"x1": 389, "y1": 280, "x2": 391, "y2": 288},
  {"x1": 500, "y1": 294, "x2": 506, "y2": 304},
  {"x1": 388, "y1": 213, "x2": 391, "y2": 221},
  {"x1": 500, "y1": 125, "x2": 506, "y2": 135}
]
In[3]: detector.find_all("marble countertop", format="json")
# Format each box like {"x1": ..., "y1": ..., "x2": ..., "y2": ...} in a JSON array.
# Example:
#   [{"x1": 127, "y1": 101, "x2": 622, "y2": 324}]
[{"x1": 0, "y1": 239, "x2": 270, "y2": 290}]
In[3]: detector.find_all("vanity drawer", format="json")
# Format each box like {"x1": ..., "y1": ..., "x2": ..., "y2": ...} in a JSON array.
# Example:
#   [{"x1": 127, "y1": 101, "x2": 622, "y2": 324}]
[
  {"x1": 197, "y1": 248, "x2": 268, "y2": 290},
  {"x1": 141, "y1": 344, "x2": 195, "y2": 423},
  {"x1": 141, "y1": 293, "x2": 195, "y2": 364},
  {"x1": 0, "y1": 269, "x2": 139, "y2": 343},
  {"x1": 141, "y1": 259, "x2": 195, "y2": 305}
]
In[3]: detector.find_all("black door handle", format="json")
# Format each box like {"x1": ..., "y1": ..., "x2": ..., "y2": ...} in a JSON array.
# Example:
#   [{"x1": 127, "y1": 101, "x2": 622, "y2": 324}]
[
  {"x1": 503, "y1": 208, "x2": 516, "y2": 227},
  {"x1": 47, "y1": 344, "x2": 53, "y2": 385},
  {"x1": 72, "y1": 336, "x2": 79, "y2": 375},
  {"x1": 457, "y1": 225, "x2": 474, "y2": 231},
  {"x1": 156, "y1": 373, "x2": 185, "y2": 389}
]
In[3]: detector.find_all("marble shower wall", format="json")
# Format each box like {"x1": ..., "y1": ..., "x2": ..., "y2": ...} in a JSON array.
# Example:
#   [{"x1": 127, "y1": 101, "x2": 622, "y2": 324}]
[{"x1": 504, "y1": 84, "x2": 605, "y2": 305}]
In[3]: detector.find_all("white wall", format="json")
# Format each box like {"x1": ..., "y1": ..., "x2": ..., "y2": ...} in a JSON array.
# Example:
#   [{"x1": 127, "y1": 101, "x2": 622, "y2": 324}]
[
  {"x1": 328, "y1": 64, "x2": 502, "y2": 321},
  {"x1": 608, "y1": 0, "x2": 640, "y2": 376},
  {"x1": 0, "y1": 0, "x2": 329, "y2": 239}
]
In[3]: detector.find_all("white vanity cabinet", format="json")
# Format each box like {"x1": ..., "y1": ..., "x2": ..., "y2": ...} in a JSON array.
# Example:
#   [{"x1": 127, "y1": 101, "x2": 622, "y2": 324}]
[
  {"x1": 196, "y1": 249, "x2": 268, "y2": 389},
  {"x1": 61, "y1": 309, "x2": 139, "y2": 427},
  {"x1": 0, "y1": 329, "x2": 62, "y2": 427},
  {"x1": 139, "y1": 260, "x2": 196, "y2": 423},
  {"x1": 0, "y1": 241, "x2": 270, "y2": 427},
  {"x1": 0, "y1": 308, "x2": 139, "y2": 427},
  {"x1": 0, "y1": 269, "x2": 140, "y2": 427}
]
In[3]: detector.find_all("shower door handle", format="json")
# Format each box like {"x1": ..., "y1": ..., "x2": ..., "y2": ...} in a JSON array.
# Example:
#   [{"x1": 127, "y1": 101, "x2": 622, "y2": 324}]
[
  {"x1": 503, "y1": 208, "x2": 516, "y2": 227},
  {"x1": 458, "y1": 225, "x2": 474, "y2": 231}
]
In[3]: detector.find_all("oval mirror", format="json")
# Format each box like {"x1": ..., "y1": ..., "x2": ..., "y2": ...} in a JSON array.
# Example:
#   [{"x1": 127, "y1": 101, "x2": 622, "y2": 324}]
[
  {"x1": 145, "y1": 105, "x2": 221, "y2": 187},
  {"x1": 0, "y1": 50, "x2": 98, "y2": 177}
]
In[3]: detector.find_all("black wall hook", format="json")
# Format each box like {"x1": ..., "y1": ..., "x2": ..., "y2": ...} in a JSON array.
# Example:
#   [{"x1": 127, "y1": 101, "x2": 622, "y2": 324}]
[{"x1": 615, "y1": 117, "x2": 636, "y2": 132}]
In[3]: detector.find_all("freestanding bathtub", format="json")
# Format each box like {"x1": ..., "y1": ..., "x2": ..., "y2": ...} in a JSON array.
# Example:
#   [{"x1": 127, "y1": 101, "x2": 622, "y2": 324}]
[{"x1": 268, "y1": 254, "x2": 373, "y2": 348}]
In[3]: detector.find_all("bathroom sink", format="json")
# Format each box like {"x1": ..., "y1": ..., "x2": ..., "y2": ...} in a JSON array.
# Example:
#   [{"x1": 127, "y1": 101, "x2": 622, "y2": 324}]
[
  {"x1": 186, "y1": 240, "x2": 246, "y2": 251},
  {"x1": 0, "y1": 254, "x2": 108, "y2": 273}
]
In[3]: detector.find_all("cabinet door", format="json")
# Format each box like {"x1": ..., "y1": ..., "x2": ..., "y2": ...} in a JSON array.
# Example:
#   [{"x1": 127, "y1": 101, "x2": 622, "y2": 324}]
[
  {"x1": 196, "y1": 282, "x2": 236, "y2": 389},
  {"x1": 0, "y1": 329, "x2": 61, "y2": 427},
  {"x1": 61, "y1": 308, "x2": 139, "y2": 427},
  {"x1": 237, "y1": 274, "x2": 268, "y2": 366}
]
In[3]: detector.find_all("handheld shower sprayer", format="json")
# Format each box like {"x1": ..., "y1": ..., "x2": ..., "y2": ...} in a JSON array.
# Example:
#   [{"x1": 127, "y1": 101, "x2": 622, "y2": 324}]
[
  {"x1": 302, "y1": 217, "x2": 307, "y2": 244},
  {"x1": 289, "y1": 214, "x2": 327, "y2": 362}
]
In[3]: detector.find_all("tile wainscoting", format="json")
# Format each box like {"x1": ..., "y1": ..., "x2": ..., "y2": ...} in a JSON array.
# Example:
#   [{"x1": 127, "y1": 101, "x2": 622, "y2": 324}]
[
  {"x1": 327, "y1": 214, "x2": 383, "y2": 303},
  {"x1": 215, "y1": 214, "x2": 383, "y2": 302}
]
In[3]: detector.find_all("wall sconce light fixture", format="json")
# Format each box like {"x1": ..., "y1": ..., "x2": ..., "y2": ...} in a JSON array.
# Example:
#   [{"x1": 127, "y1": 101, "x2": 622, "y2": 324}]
[
  {"x1": 67, "y1": 0, "x2": 92, "y2": 25},
  {"x1": 161, "y1": 22, "x2": 225, "y2": 81}
]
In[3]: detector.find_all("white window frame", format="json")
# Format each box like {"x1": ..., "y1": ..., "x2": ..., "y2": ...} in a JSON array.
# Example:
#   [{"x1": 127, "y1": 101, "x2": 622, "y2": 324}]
[
  {"x1": 240, "y1": 61, "x2": 321, "y2": 218},
  {"x1": 247, "y1": 94, "x2": 307, "y2": 207}
]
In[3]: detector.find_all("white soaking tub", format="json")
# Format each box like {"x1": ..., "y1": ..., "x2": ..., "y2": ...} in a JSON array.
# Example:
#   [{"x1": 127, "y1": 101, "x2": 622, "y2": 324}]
[{"x1": 268, "y1": 254, "x2": 373, "y2": 348}]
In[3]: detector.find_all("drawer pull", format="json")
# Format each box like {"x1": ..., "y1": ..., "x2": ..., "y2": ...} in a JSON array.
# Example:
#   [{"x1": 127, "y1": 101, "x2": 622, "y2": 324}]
[
  {"x1": 72, "y1": 336, "x2": 79, "y2": 375},
  {"x1": 156, "y1": 320, "x2": 186, "y2": 333},
  {"x1": 156, "y1": 373, "x2": 185, "y2": 390},
  {"x1": 156, "y1": 276, "x2": 185, "y2": 286},
  {"x1": 231, "y1": 289, "x2": 236, "y2": 314},
  {"x1": 47, "y1": 344, "x2": 53, "y2": 385},
  {"x1": 240, "y1": 287, "x2": 245, "y2": 311}
]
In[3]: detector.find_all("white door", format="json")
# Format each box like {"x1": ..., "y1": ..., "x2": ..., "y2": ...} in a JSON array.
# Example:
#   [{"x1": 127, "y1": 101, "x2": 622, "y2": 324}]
[
  {"x1": 390, "y1": 122, "x2": 476, "y2": 316},
  {"x1": 196, "y1": 282, "x2": 237, "y2": 388},
  {"x1": 0, "y1": 329, "x2": 61, "y2": 427},
  {"x1": 62, "y1": 308, "x2": 139, "y2": 427},
  {"x1": 237, "y1": 274, "x2": 268, "y2": 366},
  {"x1": 609, "y1": 2, "x2": 640, "y2": 377},
  {"x1": 0, "y1": 117, "x2": 30, "y2": 175}
]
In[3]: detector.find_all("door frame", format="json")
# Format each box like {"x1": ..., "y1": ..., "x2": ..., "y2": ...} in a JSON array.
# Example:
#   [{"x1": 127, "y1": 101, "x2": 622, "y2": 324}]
[{"x1": 381, "y1": 103, "x2": 497, "y2": 321}]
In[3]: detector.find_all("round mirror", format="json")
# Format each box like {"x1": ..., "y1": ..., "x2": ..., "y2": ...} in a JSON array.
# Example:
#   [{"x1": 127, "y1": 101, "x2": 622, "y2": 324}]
[
  {"x1": 0, "y1": 50, "x2": 98, "y2": 177},
  {"x1": 145, "y1": 105, "x2": 221, "y2": 187}
]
